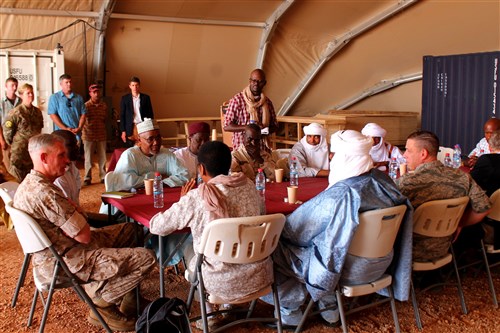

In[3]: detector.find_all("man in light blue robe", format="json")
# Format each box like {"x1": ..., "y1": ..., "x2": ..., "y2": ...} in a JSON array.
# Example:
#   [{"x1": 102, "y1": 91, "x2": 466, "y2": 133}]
[
  {"x1": 102, "y1": 118, "x2": 190, "y2": 265},
  {"x1": 263, "y1": 130, "x2": 413, "y2": 327}
]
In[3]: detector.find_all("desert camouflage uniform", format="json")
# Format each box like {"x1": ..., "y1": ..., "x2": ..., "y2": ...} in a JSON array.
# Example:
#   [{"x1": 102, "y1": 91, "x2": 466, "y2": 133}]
[
  {"x1": 0, "y1": 95, "x2": 21, "y2": 173},
  {"x1": 3, "y1": 104, "x2": 43, "y2": 182},
  {"x1": 14, "y1": 170, "x2": 156, "y2": 304},
  {"x1": 397, "y1": 160, "x2": 490, "y2": 261}
]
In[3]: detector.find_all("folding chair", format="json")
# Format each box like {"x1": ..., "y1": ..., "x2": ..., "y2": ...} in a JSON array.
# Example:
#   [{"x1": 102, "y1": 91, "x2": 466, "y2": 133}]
[
  {"x1": 295, "y1": 205, "x2": 407, "y2": 333},
  {"x1": 477, "y1": 188, "x2": 500, "y2": 307},
  {"x1": 186, "y1": 213, "x2": 286, "y2": 333},
  {"x1": 410, "y1": 196, "x2": 469, "y2": 330},
  {"x1": 5, "y1": 201, "x2": 112, "y2": 333},
  {"x1": 0, "y1": 181, "x2": 26, "y2": 308}
]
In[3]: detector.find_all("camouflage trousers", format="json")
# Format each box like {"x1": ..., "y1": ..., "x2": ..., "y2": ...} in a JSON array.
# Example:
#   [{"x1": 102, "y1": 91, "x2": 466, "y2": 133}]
[
  {"x1": 412, "y1": 233, "x2": 452, "y2": 262},
  {"x1": 78, "y1": 223, "x2": 156, "y2": 304}
]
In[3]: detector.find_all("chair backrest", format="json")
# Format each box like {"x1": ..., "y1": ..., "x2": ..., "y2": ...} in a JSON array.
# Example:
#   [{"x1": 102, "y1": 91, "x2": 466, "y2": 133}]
[
  {"x1": 5, "y1": 201, "x2": 52, "y2": 254},
  {"x1": 437, "y1": 146, "x2": 454, "y2": 164},
  {"x1": 199, "y1": 213, "x2": 286, "y2": 264},
  {"x1": 487, "y1": 188, "x2": 500, "y2": 221},
  {"x1": 0, "y1": 181, "x2": 19, "y2": 205},
  {"x1": 348, "y1": 205, "x2": 407, "y2": 258},
  {"x1": 104, "y1": 171, "x2": 114, "y2": 191},
  {"x1": 413, "y1": 196, "x2": 469, "y2": 237}
]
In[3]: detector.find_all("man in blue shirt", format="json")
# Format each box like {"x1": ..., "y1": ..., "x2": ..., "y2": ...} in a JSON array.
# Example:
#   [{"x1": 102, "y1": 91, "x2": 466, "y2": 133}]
[{"x1": 48, "y1": 74, "x2": 86, "y2": 142}]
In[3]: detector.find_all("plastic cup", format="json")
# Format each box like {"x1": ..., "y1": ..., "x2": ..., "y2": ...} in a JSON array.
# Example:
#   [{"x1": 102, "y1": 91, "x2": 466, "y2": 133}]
[
  {"x1": 399, "y1": 163, "x2": 407, "y2": 176},
  {"x1": 287, "y1": 186, "x2": 298, "y2": 204},
  {"x1": 275, "y1": 168, "x2": 284, "y2": 183},
  {"x1": 144, "y1": 179, "x2": 154, "y2": 195}
]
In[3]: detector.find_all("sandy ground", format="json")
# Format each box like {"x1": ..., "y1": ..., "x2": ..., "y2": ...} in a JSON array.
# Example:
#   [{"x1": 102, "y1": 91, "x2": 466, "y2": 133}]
[{"x1": 1, "y1": 163, "x2": 499, "y2": 332}]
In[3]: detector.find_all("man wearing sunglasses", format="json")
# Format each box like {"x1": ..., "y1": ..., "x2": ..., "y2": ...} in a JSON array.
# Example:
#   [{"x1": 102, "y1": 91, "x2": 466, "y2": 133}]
[{"x1": 48, "y1": 74, "x2": 87, "y2": 143}]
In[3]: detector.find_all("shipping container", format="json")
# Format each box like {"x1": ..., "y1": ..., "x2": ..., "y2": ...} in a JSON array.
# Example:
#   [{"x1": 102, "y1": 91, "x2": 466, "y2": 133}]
[
  {"x1": 0, "y1": 48, "x2": 65, "y2": 133},
  {"x1": 421, "y1": 51, "x2": 500, "y2": 156}
]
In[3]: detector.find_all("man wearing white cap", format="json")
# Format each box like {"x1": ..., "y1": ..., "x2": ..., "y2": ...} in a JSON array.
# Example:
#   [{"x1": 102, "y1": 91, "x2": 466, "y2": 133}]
[
  {"x1": 290, "y1": 123, "x2": 330, "y2": 177},
  {"x1": 106, "y1": 118, "x2": 189, "y2": 192},
  {"x1": 263, "y1": 130, "x2": 412, "y2": 328},
  {"x1": 361, "y1": 123, "x2": 403, "y2": 170}
]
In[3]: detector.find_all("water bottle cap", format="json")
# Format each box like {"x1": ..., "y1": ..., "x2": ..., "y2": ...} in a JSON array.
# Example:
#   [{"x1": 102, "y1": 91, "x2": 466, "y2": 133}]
[
  {"x1": 155, "y1": 171, "x2": 160, "y2": 176},
  {"x1": 257, "y1": 168, "x2": 263, "y2": 172}
]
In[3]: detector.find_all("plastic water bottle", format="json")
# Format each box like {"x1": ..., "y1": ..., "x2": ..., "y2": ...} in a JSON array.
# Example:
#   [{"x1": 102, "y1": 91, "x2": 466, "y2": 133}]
[
  {"x1": 153, "y1": 171, "x2": 164, "y2": 208},
  {"x1": 388, "y1": 157, "x2": 398, "y2": 180},
  {"x1": 289, "y1": 156, "x2": 299, "y2": 186},
  {"x1": 453, "y1": 144, "x2": 462, "y2": 169},
  {"x1": 444, "y1": 153, "x2": 453, "y2": 167},
  {"x1": 255, "y1": 168, "x2": 266, "y2": 214}
]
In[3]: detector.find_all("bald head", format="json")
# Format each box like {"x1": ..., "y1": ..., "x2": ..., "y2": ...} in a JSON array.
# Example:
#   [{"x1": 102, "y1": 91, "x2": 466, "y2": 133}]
[{"x1": 484, "y1": 118, "x2": 500, "y2": 142}]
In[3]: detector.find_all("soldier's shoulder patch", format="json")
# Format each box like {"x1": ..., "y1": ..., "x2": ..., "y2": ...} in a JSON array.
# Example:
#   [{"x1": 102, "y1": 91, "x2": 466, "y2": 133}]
[{"x1": 4, "y1": 120, "x2": 12, "y2": 128}]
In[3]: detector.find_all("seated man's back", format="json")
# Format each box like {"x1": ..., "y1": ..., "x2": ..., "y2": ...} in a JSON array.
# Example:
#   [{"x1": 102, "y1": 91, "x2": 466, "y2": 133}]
[
  {"x1": 150, "y1": 141, "x2": 269, "y2": 303},
  {"x1": 398, "y1": 130, "x2": 491, "y2": 262}
]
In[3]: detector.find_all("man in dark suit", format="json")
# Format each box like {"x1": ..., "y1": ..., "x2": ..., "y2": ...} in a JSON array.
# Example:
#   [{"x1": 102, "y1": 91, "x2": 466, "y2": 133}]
[
  {"x1": 120, "y1": 76, "x2": 154, "y2": 147},
  {"x1": 471, "y1": 130, "x2": 500, "y2": 197}
]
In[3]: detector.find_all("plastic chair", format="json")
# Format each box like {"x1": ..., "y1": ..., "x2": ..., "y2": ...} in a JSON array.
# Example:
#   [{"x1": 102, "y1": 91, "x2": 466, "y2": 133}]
[
  {"x1": 410, "y1": 196, "x2": 469, "y2": 330},
  {"x1": 4, "y1": 201, "x2": 112, "y2": 333},
  {"x1": 186, "y1": 213, "x2": 286, "y2": 333},
  {"x1": 476, "y1": 188, "x2": 500, "y2": 307},
  {"x1": 437, "y1": 146, "x2": 454, "y2": 164},
  {"x1": 0, "y1": 182, "x2": 27, "y2": 308},
  {"x1": 295, "y1": 205, "x2": 407, "y2": 333}
]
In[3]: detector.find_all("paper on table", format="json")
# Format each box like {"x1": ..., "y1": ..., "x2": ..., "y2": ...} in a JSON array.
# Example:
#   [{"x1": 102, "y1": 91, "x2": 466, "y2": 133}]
[{"x1": 101, "y1": 191, "x2": 135, "y2": 199}]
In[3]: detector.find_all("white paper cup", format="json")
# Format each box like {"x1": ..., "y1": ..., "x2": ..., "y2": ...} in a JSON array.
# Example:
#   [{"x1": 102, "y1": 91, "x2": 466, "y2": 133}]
[
  {"x1": 399, "y1": 163, "x2": 407, "y2": 176},
  {"x1": 275, "y1": 168, "x2": 284, "y2": 183},
  {"x1": 287, "y1": 186, "x2": 298, "y2": 204},
  {"x1": 144, "y1": 179, "x2": 154, "y2": 195}
]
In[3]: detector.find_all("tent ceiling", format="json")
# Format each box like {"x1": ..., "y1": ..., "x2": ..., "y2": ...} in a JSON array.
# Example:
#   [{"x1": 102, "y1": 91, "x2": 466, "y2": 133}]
[{"x1": 1, "y1": 0, "x2": 499, "y2": 119}]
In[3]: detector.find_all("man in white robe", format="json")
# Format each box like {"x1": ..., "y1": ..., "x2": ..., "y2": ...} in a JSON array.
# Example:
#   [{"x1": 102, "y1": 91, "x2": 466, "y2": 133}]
[
  {"x1": 289, "y1": 123, "x2": 330, "y2": 177},
  {"x1": 174, "y1": 121, "x2": 210, "y2": 181},
  {"x1": 361, "y1": 123, "x2": 403, "y2": 171}
]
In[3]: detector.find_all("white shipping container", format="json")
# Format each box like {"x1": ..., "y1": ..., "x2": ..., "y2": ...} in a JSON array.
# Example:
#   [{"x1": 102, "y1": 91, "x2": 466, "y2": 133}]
[{"x1": 0, "y1": 48, "x2": 65, "y2": 133}]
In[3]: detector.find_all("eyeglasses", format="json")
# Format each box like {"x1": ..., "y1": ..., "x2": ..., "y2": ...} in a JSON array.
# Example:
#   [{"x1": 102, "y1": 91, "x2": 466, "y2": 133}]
[
  {"x1": 140, "y1": 134, "x2": 162, "y2": 144},
  {"x1": 66, "y1": 98, "x2": 72, "y2": 108}
]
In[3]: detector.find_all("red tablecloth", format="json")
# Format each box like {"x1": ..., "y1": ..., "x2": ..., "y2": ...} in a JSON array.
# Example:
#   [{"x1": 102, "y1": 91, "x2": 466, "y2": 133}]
[
  {"x1": 102, "y1": 177, "x2": 329, "y2": 226},
  {"x1": 102, "y1": 186, "x2": 181, "y2": 227},
  {"x1": 265, "y1": 177, "x2": 329, "y2": 215}
]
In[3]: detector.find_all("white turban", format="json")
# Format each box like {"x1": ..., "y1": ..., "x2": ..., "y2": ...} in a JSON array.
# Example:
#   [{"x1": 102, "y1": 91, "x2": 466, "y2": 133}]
[
  {"x1": 361, "y1": 123, "x2": 387, "y2": 138},
  {"x1": 303, "y1": 123, "x2": 327, "y2": 137},
  {"x1": 328, "y1": 130, "x2": 373, "y2": 187},
  {"x1": 137, "y1": 118, "x2": 159, "y2": 134},
  {"x1": 300, "y1": 123, "x2": 329, "y2": 170},
  {"x1": 361, "y1": 122, "x2": 390, "y2": 164}
]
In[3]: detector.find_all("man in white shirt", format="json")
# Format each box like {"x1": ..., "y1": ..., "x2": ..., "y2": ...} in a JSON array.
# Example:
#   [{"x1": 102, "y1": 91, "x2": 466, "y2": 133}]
[
  {"x1": 119, "y1": 76, "x2": 154, "y2": 147},
  {"x1": 467, "y1": 117, "x2": 500, "y2": 167},
  {"x1": 174, "y1": 122, "x2": 210, "y2": 181}
]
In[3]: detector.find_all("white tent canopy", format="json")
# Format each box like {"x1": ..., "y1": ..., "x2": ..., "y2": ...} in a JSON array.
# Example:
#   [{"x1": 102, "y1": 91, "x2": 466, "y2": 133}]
[{"x1": 1, "y1": 0, "x2": 499, "y2": 119}]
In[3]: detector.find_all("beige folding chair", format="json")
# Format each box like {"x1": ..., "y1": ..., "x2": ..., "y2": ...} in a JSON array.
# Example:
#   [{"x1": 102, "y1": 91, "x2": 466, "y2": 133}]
[
  {"x1": 410, "y1": 196, "x2": 469, "y2": 330},
  {"x1": 0, "y1": 182, "x2": 27, "y2": 308},
  {"x1": 186, "y1": 213, "x2": 286, "y2": 333},
  {"x1": 295, "y1": 205, "x2": 407, "y2": 333},
  {"x1": 5, "y1": 201, "x2": 112, "y2": 333},
  {"x1": 477, "y1": 188, "x2": 500, "y2": 307}
]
